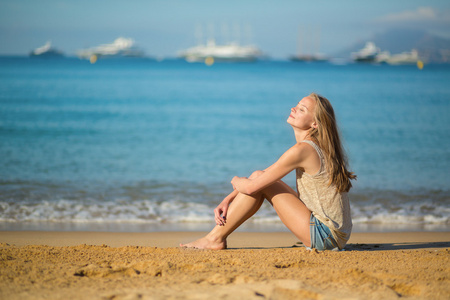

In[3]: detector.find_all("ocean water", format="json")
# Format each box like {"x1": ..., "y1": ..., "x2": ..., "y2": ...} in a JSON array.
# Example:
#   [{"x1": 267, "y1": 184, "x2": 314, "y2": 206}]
[{"x1": 0, "y1": 57, "x2": 449, "y2": 232}]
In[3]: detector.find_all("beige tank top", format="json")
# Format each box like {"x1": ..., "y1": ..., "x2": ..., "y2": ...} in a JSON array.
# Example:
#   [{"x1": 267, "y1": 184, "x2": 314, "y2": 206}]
[{"x1": 296, "y1": 140, "x2": 352, "y2": 249}]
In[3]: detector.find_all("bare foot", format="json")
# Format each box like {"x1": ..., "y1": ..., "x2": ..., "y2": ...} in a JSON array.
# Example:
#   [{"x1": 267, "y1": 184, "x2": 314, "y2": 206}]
[{"x1": 180, "y1": 236, "x2": 227, "y2": 250}]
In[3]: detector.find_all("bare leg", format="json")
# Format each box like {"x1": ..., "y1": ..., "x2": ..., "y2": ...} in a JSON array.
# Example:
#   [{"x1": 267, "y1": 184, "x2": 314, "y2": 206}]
[
  {"x1": 180, "y1": 191, "x2": 264, "y2": 249},
  {"x1": 262, "y1": 181, "x2": 312, "y2": 247},
  {"x1": 180, "y1": 180, "x2": 312, "y2": 249}
]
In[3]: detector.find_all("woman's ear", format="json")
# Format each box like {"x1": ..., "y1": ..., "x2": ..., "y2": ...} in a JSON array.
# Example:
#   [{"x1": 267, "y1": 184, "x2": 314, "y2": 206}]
[{"x1": 312, "y1": 121, "x2": 318, "y2": 129}]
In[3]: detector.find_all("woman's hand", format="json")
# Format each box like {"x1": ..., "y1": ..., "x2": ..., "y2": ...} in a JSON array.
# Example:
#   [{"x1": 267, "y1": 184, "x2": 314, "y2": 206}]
[
  {"x1": 214, "y1": 198, "x2": 230, "y2": 226},
  {"x1": 214, "y1": 200, "x2": 229, "y2": 226},
  {"x1": 214, "y1": 190, "x2": 238, "y2": 226}
]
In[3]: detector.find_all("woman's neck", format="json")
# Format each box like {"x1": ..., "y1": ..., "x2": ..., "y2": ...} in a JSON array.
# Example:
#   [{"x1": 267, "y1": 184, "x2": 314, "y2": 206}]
[{"x1": 293, "y1": 128, "x2": 310, "y2": 143}]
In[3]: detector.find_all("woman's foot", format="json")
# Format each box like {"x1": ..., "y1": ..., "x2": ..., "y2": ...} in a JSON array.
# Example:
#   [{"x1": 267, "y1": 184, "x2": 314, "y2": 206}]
[{"x1": 180, "y1": 236, "x2": 227, "y2": 250}]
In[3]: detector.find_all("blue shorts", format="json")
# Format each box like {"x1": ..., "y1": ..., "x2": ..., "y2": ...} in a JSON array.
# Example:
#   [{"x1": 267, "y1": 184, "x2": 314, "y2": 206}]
[{"x1": 309, "y1": 214, "x2": 339, "y2": 251}]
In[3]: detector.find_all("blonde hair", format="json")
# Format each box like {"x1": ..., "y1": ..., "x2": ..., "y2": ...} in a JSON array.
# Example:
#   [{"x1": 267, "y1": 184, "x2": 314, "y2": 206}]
[{"x1": 307, "y1": 93, "x2": 356, "y2": 192}]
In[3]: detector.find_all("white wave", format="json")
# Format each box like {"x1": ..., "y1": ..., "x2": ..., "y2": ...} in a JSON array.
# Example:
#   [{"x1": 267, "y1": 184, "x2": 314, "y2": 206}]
[
  {"x1": 0, "y1": 198, "x2": 448, "y2": 226},
  {"x1": 351, "y1": 203, "x2": 450, "y2": 224},
  {"x1": 0, "y1": 199, "x2": 214, "y2": 223}
]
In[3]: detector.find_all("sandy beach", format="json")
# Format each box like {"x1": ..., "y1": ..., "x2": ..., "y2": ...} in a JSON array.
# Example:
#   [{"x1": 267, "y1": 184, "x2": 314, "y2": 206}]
[{"x1": 1, "y1": 231, "x2": 449, "y2": 299}]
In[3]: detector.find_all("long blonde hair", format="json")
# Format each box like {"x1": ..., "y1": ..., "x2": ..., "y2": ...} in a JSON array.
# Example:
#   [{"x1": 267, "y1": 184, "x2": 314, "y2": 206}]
[{"x1": 307, "y1": 93, "x2": 356, "y2": 192}]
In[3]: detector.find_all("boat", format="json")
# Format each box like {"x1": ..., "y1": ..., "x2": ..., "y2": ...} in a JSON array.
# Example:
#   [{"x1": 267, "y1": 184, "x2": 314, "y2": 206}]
[
  {"x1": 375, "y1": 51, "x2": 391, "y2": 63},
  {"x1": 289, "y1": 26, "x2": 328, "y2": 62},
  {"x1": 384, "y1": 49, "x2": 420, "y2": 65},
  {"x1": 77, "y1": 37, "x2": 145, "y2": 61},
  {"x1": 178, "y1": 39, "x2": 262, "y2": 63},
  {"x1": 290, "y1": 54, "x2": 328, "y2": 62},
  {"x1": 29, "y1": 41, "x2": 64, "y2": 57},
  {"x1": 352, "y1": 42, "x2": 380, "y2": 62},
  {"x1": 352, "y1": 42, "x2": 422, "y2": 66}
]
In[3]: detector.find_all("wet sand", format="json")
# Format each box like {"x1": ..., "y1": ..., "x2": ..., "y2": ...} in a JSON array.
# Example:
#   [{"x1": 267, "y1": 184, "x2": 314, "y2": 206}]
[{"x1": 1, "y1": 231, "x2": 449, "y2": 299}]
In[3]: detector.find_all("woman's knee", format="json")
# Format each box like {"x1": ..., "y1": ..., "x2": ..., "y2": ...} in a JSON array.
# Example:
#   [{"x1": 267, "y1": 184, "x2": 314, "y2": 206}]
[
  {"x1": 262, "y1": 180, "x2": 298, "y2": 201},
  {"x1": 249, "y1": 170, "x2": 264, "y2": 179}
]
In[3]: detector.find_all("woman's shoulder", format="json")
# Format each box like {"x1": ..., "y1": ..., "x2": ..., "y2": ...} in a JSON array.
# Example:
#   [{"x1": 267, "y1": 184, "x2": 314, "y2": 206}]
[
  {"x1": 285, "y1": 141, "x2": 319, "y2": 161},
  {"x1": 291, "y1": 140, "x2": 318, "y2": 153},
  {"x1": 286, "y1": 141, "x2": 322, "y2": 174}
]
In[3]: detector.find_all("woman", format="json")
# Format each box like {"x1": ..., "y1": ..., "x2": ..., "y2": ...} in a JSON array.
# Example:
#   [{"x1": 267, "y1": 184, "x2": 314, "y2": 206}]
[{"x1": 181, "y1": 93, "x2": 356, "y2": 250}]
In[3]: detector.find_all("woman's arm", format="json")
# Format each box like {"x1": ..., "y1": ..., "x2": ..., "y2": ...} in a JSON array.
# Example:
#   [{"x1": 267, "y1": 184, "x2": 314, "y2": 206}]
[{"x1": 231, "y1": 143, "x2": 309, "y2": 195}]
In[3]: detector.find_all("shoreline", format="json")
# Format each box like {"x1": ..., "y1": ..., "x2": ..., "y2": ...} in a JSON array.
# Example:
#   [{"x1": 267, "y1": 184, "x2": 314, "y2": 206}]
[
  {"x1": 1, "y1": 231, "x2": 449, "y2": 299},
  {"x1": 1, "y1": 230, "x2": 449, "y2": 250},
  {"x1": 1, "y1": 221, "x2": 449, "y2": 233}
]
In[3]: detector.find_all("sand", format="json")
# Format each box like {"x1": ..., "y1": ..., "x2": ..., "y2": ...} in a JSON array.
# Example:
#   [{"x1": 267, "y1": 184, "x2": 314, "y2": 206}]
[{"x1": 0, "y1": 231, "x2": 449, "y2": 299}]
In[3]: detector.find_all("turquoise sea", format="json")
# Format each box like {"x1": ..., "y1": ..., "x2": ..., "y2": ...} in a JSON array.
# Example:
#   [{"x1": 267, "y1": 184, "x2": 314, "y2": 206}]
[{"x1": 0, "y1": 57, "x2": 449, "y2": 232}]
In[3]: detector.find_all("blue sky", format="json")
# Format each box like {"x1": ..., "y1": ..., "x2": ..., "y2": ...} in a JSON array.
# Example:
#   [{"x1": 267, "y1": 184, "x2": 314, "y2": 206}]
[{"x1": 0, "y1": 0, "x2": 449, "y2": 58}]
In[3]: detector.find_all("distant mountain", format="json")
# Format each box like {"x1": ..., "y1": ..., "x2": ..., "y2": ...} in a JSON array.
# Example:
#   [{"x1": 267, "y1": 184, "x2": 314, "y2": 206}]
[{"x1": 336, "y1": 28, "x2": 450, "y2": 63}]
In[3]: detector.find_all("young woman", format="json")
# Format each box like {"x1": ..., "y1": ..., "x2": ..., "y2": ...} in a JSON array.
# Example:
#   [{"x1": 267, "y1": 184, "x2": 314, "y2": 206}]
[{"x1": 181, "y1": 93, "x2": 356, "y2": 250}]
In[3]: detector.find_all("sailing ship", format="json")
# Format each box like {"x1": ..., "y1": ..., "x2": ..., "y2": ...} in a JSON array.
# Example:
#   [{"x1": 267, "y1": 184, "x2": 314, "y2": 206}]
[
  {"x1": 178, "y1": 39, "x2": 262, "y2": 63},
  {"x1": 290, "y1": 26, "x2": 327, "y2": 62},
  {"x1": 290, "y1": 53, "x2": 328, "y2": 62},
  {"x1": 179, "y1": 22, "x2": 263, "y2": 63}
]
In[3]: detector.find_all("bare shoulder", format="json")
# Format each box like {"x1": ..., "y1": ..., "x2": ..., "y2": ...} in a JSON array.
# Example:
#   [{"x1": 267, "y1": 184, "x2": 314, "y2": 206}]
[
  {"x1": 288, "y1": 142, "x2": 316, "y2": 156},
  {"x1": 269, "y1": 142, "x2": 319, "y2": 172},
  {"x1": 281, "y1": 142, "x2": 317, "y2": 164},
  {"x1": 283, "y1": 143, "x2": 320, "y2": 169}
]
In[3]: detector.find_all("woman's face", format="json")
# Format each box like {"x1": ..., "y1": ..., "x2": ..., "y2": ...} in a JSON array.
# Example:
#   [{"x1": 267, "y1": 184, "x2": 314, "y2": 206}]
[{"x1": 287, "y1": 96, "x2": 317, "y2": 130}]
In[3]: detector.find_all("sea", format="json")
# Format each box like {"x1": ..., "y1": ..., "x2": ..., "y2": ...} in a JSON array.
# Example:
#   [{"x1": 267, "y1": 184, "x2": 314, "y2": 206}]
[{"x1": 0, "y1": 56, "x2": 449, "y2": 233}]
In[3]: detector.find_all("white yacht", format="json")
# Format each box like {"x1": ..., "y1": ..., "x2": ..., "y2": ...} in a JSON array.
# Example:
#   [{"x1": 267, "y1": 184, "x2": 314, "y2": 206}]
[
  {"x1": 77, "y1": 37, "x2": 144, "y2": 60},
  {"x1": 30, "y1": 41, "x2": 64, "y2": 57},
  {"x1": 178, "y1": 39, "x2": 262, "y2": 63},
  {"x1": 352, "y1": 42, "x2": 421, "y2": 65},
  {"x1": 352, "y1": 42, "x2": 380, "y2": 62},
  {"x1": 384, "y1": 49, "x2": 420, "y2": 65}
]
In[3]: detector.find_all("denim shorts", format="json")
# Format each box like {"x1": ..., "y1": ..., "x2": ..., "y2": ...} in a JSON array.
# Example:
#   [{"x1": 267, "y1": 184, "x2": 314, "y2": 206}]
[{"x1": 309, "y1": 214, "x2": 339, "y2": 251}]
